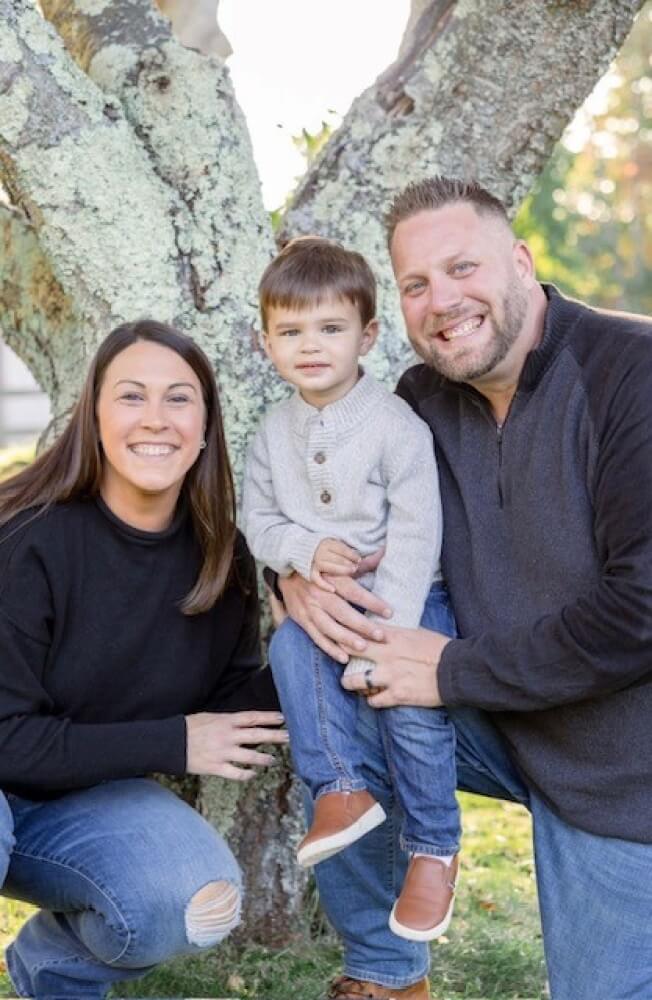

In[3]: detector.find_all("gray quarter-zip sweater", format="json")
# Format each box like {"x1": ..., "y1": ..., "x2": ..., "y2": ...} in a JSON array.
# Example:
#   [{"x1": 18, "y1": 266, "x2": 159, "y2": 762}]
[{"x1": 397, "y1": 285, "x2": 652, "y2": 843}]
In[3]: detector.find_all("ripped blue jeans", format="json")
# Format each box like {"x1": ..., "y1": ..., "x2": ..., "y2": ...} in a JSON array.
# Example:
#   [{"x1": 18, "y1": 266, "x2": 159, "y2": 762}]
[{"x1": 0, "y1": 778, "x2": 241, "y2": 998}]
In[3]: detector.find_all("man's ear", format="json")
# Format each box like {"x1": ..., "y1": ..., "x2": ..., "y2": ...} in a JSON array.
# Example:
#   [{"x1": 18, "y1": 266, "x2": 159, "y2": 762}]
[
  {"x1": 359, "y1": 319, "x2": 379, "y2": 356},
  {"x1": 513, "y1": 240, "x2": 536, "y2": 286}
]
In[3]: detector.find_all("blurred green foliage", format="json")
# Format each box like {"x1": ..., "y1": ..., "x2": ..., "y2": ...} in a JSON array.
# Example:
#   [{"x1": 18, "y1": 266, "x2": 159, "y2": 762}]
[
  {"x1": 270, "y1": 112, "x2": 339, "y2": 231},
  {"x1": 514, "y1": 3, "x2": 651, "y2": 313}
]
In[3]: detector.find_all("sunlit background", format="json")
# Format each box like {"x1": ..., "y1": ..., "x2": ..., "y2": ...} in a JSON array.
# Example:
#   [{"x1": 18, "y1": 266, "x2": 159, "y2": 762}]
[
  {"x1": 0, "y1": 1, "x2": 649, "y2": 449},
  {"x1": 220, "y1": 0, "x2": 412, "y2": 209}
]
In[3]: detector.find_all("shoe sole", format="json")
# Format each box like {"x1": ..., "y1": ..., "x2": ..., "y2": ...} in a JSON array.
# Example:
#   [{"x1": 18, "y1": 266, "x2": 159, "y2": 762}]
[
  {"x1": 297, "y1": 802, "x2": 387, "y2": 867},
  {"x1": 388, "y1": 889, "x2": 456, "y2": 942}
]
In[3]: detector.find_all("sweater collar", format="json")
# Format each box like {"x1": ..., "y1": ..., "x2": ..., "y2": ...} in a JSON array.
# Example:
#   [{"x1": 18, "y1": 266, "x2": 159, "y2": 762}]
[
  {"x1": 289, "y1": 369, "x2": 387, "y2": 434},
  {"x1": 517, "y1": 284, "x2": 581, "y2": 391},
  {"x1": 94, "y1": 494, "x2": 188, "y2": 545}
]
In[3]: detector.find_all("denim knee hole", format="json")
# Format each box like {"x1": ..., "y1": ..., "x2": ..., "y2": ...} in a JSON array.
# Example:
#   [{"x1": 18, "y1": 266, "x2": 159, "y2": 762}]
[{"x1": 185, "y1": 880, "x2": 241, "y2": 947}]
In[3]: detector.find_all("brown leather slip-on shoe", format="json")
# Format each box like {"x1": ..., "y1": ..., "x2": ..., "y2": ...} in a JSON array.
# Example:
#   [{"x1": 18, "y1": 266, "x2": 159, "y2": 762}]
[
  {"x1": 297, "y1": 789, "x2": 386, "y2": 867},
  {"x1": 389, "y1": 854, "x2": 459, "y2": 942},
  {"x1": 327, "y1": 974, "x2": 430, "y2": 999}
]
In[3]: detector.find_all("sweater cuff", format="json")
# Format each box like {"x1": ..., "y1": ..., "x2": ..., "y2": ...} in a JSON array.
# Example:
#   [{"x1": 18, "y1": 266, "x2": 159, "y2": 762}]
[
  {"x1": 438, "y1": 640, "x2": 464, "y2": 707},
  {"x1": 288, "y1": 534, "x2": 326, "y2": 581}
]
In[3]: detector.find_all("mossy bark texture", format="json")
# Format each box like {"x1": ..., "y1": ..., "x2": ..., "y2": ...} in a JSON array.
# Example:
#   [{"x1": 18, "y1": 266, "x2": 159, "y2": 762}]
[{"x1": 0, "y1": 0, "x2": 644, "y2": 944}]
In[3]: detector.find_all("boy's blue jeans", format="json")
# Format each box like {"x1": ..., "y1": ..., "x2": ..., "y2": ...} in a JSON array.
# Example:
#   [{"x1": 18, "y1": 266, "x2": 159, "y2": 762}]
[
  {"x1": 305, "y1": 700, "x2": 652, "y2": 999},
  {"x1": 0, "y1": 778, "x2": 241, "y2": 998},
  {"x1": 269, "y1": 583, "x2": 460, "y2": 857}
]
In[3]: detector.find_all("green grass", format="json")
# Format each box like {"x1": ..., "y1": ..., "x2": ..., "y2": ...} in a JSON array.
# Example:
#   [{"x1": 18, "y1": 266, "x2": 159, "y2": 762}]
[{"x1": 0, "y1": 795, "x2": 546, "y2": 998}]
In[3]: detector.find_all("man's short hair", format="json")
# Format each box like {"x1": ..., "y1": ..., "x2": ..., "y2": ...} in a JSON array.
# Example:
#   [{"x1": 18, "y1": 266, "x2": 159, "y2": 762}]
[
  {"x1": 385, "y1": 176, "x2": 509, "y2": 248},
  {"x1": 259, "y1": 236, "x2": 376, "y2": 332}
]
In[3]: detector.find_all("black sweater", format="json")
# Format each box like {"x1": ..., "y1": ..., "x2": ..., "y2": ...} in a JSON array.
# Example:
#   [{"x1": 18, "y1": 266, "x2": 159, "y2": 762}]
[
  {"x1": 397, "y1": 286, "x2": 652, "y2": 842},
  {"x1": 0, "y1": 498, "x2": 277, "y2": 800}
]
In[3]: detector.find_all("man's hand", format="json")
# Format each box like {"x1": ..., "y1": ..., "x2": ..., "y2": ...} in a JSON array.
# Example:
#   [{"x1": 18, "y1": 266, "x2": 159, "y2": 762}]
[
  {"x1": 311, "y1": 538, "x2": 361, "y2": 591},
  {"x1": 340, "y1": 626, "x2": 452, "y2": 708},
  {"x1": 279, "y1": 572, "x2": 392, "y2": 663}
]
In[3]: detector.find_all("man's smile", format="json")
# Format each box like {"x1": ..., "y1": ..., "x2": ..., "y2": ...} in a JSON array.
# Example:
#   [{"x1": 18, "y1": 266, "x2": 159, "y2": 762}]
[{"x1": 431, "y1": 314, "x2": 485, "y2": 342}]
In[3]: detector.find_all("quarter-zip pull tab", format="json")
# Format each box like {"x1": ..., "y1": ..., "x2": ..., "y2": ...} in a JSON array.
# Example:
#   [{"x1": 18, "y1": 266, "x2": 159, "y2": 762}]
[{"x1": 496, "y1": 421, "x2": 504, "y2": 508}]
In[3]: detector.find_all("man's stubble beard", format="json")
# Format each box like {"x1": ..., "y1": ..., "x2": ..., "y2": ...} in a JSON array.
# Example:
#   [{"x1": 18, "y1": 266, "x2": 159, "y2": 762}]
[{"x1": 422, "y1": 277, "x2": 529, "y2": 384}]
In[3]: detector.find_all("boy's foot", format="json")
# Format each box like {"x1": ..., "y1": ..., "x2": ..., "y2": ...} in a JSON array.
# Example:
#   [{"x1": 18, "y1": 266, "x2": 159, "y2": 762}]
[
  {"x1": 297, "y1": 789, "x2": 386, "y2": 867},
  {"x1": 327, "y1": 974, "x2": 430, "y2": 999},
  {"x1": 389, "y1": 855, "x2": 459, "y2": 941}
]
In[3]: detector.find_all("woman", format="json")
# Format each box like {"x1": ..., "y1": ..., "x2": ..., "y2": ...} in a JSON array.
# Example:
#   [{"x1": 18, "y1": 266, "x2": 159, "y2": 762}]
[{"x1": 0, "y1": 320, "x2": 286, "y2": 998}]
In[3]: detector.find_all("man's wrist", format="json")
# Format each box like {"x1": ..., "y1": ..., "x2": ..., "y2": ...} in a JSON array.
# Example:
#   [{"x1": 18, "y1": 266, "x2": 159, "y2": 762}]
[{"x1": 416, "y1": 631, "x2": 451, "y2": 669}]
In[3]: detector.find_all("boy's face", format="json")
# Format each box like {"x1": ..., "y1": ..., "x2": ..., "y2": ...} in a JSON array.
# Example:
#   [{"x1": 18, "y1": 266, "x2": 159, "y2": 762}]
[{"x1": 262, "y1": 295, "x2": 378, "y2": 408}]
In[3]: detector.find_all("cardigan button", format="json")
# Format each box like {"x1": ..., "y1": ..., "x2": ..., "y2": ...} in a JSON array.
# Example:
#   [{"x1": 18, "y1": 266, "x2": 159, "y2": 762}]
[
  {"x1": 314, "y1": 451, "x2": 326, "y2": 464},
  {"x1": 320, "y1": 490, "x2": 332, "y2": 504}
]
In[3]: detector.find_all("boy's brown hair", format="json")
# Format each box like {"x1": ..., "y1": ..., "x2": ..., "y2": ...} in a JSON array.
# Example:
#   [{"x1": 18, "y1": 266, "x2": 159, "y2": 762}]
[{"x1": 259, "y1": 236, "x2": 376, "y2": 332}]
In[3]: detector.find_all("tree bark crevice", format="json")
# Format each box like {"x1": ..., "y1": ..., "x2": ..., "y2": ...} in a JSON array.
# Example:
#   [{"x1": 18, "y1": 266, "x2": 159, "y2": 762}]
[{"x1": 377, "y1": 0, "x2": 456, "y2": 113}]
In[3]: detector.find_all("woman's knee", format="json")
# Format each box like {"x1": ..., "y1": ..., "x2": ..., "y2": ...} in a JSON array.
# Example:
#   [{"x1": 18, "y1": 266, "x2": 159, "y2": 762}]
[
  {"x1": 107, "y1": 876, "x2": 242, "y2": 969},
  {"x1": 185, "y1": 879, "x2": 242, "y2": 947}
]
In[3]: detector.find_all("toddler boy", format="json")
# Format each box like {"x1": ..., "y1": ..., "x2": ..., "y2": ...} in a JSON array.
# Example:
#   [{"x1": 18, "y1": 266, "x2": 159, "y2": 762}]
[{"x1": 242, "y1": 236, "x2": 460, "y2": 941}]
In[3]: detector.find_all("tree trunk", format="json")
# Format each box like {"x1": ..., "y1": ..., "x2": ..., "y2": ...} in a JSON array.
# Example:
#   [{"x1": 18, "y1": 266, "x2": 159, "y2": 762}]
[
  {"x1": 279, "y1": 0, "x2": 645, "y2": 378},
  {"x1": 0, "y1": 0, "x2": 645, "y2": 943}
]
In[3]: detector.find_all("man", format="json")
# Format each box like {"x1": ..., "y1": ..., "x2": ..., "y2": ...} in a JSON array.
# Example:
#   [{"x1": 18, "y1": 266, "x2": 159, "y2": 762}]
[{"x1": 274, "y1": 176, "x2": 652, "y2": 1000}]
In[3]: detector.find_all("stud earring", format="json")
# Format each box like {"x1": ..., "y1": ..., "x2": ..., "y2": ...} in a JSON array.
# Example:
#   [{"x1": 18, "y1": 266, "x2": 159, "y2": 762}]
[{"x1": 199, "y1": 438, "x2": 207, "y2": 450}]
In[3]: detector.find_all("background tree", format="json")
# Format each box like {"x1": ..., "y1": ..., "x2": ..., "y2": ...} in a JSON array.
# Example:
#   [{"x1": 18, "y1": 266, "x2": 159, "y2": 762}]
[
  {"x1": 0, "y1": 0, "x2": 646, "y2": 941},
  {"x1": 515, "y1": 2, "x2": 651, "y2": 313}
]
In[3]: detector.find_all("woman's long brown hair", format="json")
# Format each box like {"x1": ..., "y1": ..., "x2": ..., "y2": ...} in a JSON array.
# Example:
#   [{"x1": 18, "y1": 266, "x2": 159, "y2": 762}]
[{"x1": 0, "y1": 320, "x2": 236, "y2": 615}]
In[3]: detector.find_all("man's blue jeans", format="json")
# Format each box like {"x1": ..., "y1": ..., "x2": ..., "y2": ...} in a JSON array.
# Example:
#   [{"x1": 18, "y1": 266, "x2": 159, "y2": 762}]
[
  {"x1": 269, "y1": 583, "x2": 460, "y2": 856},
  {"x1": 309, "y1": 699, "x2": 652, "y2": 999},
  {"x1": 0, "y1": 778, "x2": 241, "y2": 998}
]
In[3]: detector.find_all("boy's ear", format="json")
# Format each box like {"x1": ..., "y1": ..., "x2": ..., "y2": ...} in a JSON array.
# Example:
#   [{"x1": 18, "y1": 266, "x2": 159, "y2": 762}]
[
  {"x1": 260, "y1": 330, "x2": 272, "y2": 359},
  {"x1": 359, "y1": 319, "x2": 379, "y2": 356}
]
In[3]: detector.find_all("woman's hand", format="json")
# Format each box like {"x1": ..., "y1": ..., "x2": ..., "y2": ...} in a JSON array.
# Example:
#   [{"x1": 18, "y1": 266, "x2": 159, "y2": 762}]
[
  {"x1": 185, "y1": 710, "x2": 288, "y2": 781},
  {"x1": 279, "y1": 570, "x2": 392, "y2": 664},
  {"x1": 340, "y1": 626, "x2": 452, "y2": 708}
]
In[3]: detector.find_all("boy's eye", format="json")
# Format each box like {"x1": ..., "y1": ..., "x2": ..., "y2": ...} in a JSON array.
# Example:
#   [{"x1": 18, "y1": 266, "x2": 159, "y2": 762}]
[
  {"x1": 322, "y1": 324, "x2": 343, "y2": 335},
  {"x1": 279, "y1": 328, "x2": 300, "y2": 337}
]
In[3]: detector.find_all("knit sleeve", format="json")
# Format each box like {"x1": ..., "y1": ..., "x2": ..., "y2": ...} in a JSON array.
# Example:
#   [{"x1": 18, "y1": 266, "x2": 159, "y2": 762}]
[
  {"x1": 0, "y1": 539, "x2": 185, "y2": 795},
  {"x1": 344, "y1": 410, "x2": 441, "y2": 677},
  {"x1": 242, "y1": 421, "x2": 330, "y2": 579},
  {"x1": 368, "y1": 408, "x2": 442, "y2": 626}
]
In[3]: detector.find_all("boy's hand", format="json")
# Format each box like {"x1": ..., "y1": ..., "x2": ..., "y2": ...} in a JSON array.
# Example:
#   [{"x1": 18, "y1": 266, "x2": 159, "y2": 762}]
[{"x1": 311, "y1": 538, "x2": 361, "y2": 591}]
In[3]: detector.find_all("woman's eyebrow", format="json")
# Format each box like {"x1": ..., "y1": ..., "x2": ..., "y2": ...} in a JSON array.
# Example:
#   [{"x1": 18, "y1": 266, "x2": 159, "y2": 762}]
[
  {"x1": 113, "y1": 379, "x2": 197, "y2": 393},
  {"x1": 168, "y1": 382, "x2": 198, "y2": 393}
]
